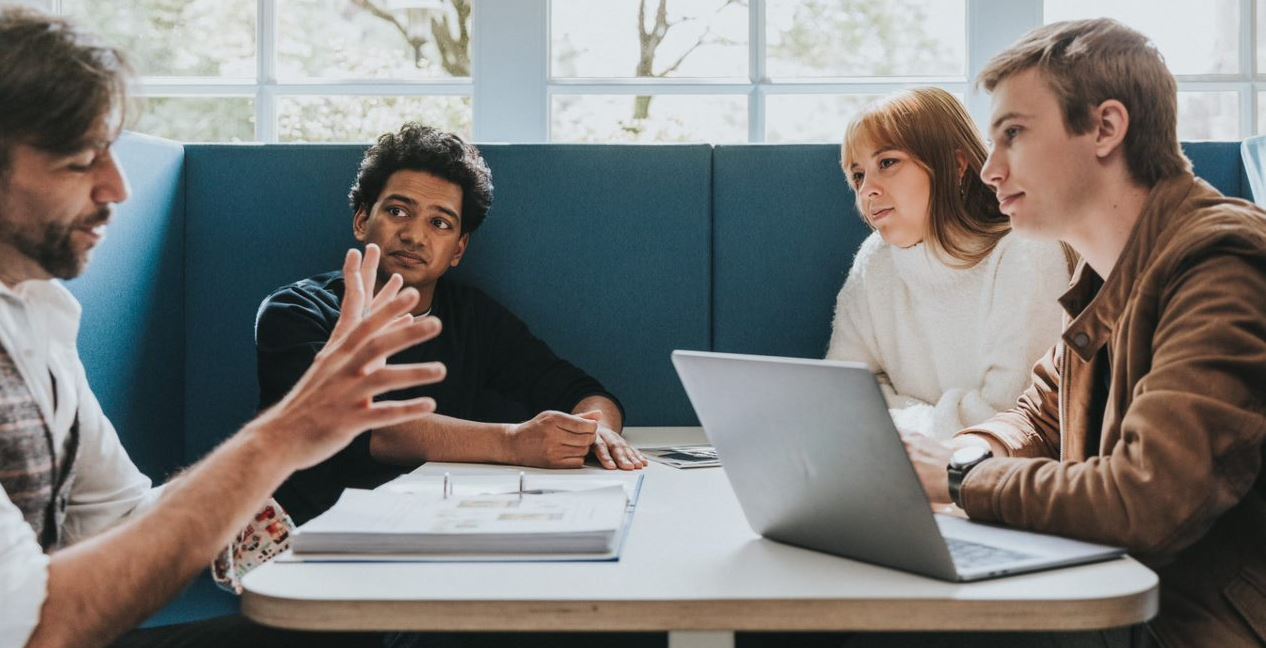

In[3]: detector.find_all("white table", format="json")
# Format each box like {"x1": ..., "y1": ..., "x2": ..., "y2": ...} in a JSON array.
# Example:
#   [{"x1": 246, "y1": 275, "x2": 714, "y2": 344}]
[{"x1": 242, "y1": 427, "x2": 1158, "y2": 648}]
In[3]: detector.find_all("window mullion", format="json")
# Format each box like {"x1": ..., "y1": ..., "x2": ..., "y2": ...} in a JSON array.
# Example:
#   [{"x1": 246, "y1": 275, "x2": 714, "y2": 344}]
[
  {"x1": 257, "y1": 0, "x2": 277, "y2": 143},
  {"x1": 966, "y1": 0, "x2": 1042, "y2": 130},
  {"x1": 748, "y1": 0, "x2": 765, "y2": 143},
  {"x1": 473, "y1": 0, "x2": 548, "y2": 142},
  {"x1": 1243, "y1": 0, "x2": 1256, "y2": 136}
]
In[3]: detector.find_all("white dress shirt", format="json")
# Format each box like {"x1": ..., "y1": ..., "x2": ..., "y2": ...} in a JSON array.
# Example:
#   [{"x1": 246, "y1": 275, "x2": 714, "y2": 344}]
[{"x1": 0, "y1": 279, "x2": 156, "y2": 648}]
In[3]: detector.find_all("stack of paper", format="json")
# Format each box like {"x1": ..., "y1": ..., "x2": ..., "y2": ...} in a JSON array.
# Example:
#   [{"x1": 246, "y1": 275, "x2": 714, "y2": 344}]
[
  {"x1": 384, "y1": 462, "x2": 646, "y2": 507},
  {"x1": 292, "y1": 485, "x2": 628, "y2": 556},
  {"x1": 641, "y1": 444, "x2": 720, "y2": 469}
]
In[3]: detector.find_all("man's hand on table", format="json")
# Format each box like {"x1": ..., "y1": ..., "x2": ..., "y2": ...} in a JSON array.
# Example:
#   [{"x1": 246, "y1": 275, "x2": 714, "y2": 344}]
[
  {"x1": 500, "y1": 410, "x2": 648, "y2": 471},
  {"x1": 587, "y1": 419, "x2": 648, "y2": 471},
  {"x1": 502, "y1": 410, "x2": 599, "y2": 468}
]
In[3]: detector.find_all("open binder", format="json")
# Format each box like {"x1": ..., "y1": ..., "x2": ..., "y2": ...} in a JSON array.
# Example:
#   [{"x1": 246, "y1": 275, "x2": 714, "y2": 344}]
[{"x1": 283, "y1": 463, "x2": 644, "y2": 562}]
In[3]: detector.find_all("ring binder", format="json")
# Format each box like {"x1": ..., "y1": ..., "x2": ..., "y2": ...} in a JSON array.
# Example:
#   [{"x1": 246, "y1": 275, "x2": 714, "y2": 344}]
[{"x1": 442, "y1": 470, "x2": 532, "y2": 501}]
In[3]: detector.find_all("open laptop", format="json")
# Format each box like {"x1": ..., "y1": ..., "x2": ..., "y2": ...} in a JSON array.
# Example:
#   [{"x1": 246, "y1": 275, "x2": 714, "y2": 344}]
[{"x1": 671, "y1": 350, "x2": 1126, "y2": 582}]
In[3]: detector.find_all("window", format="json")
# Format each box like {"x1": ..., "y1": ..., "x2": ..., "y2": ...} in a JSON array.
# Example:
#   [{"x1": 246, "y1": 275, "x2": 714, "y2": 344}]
[
  {"x1": 35, "y1": 0, "x2": 1264, "y2": 142},
  {"x1": 549, "y1": 0, "x2": 749, "y2": 142},
  {"x1": 58, "y1": 0, "x2": 472, "y2": 143},
  {"x1": 1044, "y1": 0, "x2": 1255, "y2": 140},
  {"x1": 761, "y1": 0, "x2": 966, "y2": 143},
  {"x1": 548, "y1": 0, "x2": 969, "y2": 143}
]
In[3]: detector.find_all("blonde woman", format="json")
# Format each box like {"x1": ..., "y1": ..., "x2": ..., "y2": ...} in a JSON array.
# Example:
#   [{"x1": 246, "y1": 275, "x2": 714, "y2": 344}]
[{"x1": 827, "y1": 88, "x2": 1071, "y2": 439}]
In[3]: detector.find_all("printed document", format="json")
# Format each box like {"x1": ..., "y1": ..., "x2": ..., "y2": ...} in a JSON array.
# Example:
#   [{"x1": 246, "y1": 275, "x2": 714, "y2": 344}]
[{"x1": 293, "y1": 485, "x2": 628, "y2": 556}]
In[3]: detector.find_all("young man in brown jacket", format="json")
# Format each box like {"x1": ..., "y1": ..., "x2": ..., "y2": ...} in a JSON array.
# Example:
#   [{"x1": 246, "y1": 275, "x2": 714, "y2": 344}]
[{"x1": 901, "y1": 18, "x2": 1266, "y2": 647}]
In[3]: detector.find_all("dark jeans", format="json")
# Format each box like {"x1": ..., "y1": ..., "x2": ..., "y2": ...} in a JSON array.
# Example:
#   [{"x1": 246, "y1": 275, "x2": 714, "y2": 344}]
[
  {"x1": 110, "y1": 615, "x2": 385, "y2": 648},
  {"x1": 112, "y1": 618, "x2": 665, "y2": 648},
  {"x1": 118, "y1": 620, "x2": 1153, "y2": 648},
  {"x1": 737, "y1": 626, "x2": 1155, "y2": 648}
]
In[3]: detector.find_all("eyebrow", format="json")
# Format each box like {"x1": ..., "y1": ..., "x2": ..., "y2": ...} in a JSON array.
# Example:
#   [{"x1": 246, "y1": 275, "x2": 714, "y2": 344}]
[
  {"x1": 990, "y1": 111, "x2": 1028, "y2": 131},
  {"x1": 382, "y1": 193, "x2": 461, "y2": 221},
  {"x1": 45, "y1": 137, "x2": 109, "y2": 159},
  {"x1": 848, "y1": 147, "x2": 900, "y2": 171},
  {"x1": 76, "y1": 139, "x2": 110, "y2": 152}
]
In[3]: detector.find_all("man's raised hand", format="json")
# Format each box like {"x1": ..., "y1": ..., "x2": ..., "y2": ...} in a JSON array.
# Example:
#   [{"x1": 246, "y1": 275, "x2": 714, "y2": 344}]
[{"x1": 255, "y1": 245, "x2": 446, "y2": 471}]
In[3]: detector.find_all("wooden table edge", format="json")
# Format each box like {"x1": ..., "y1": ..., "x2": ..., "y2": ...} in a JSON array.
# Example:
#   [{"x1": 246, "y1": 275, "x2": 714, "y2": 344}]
[{"x1": 242, "y1": 587, "x2": 1159, "y2": 633}]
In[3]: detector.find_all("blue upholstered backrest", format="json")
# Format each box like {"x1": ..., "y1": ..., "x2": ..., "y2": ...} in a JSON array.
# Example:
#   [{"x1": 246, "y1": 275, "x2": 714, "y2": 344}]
[
  {"x1": 75, "y1": 136, "x2": 1253, "y2": 479},
  {"x1": 445, "y1": 145, "x2": 711, "y2": 430},
  {"x1": 710, "y1": 141, "x2": 1256, "y2": 360},
  {"x1": 65, "y1": 134, "x2": 186, "y2": 480},
  {"x1": 180, "y1": 144, "x2": 711, "y2": 461},
  {"x1": 1184, "y1": 141, "x2": 1252, "y2": 200},
  {"x1": 59, "y1": 134, "x2": 1253, "y2": 628},
  {"x1": 182, "y1": 145, "x2": 364, "y2": 462},
  {"x1": 712, "y1": 145, "x2": 863, "y2": 359}
]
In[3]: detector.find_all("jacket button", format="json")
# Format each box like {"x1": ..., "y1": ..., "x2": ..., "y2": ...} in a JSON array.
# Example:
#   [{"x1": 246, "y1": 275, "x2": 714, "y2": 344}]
[{"x1": 1073, "y1": 332, "x2": 1090, "y2": 348}]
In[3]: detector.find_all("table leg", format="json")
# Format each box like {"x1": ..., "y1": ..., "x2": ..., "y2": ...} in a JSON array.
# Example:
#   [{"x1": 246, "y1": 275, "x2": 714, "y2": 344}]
[{"x1": 668, "y1": 631, "x2": 735, "y2": 648}]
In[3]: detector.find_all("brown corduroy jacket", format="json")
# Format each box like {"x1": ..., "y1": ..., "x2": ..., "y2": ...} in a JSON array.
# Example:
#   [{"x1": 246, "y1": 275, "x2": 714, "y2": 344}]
[{"x1": 958, "y1": 173, "x2": 1266, "y2": 647}]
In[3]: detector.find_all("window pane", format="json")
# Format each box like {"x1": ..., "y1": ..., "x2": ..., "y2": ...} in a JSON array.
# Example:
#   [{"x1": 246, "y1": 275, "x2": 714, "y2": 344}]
[
  {"x1": 1176, "y1": 92, "x2": 1238, "y2": 140},
  {"x1": 1259, "y1": 93, "x2": 1266, "y2": 135},
  {"x1": 765, "y1": 94, "x2": 883, "y2": 143},
  {"x1": 278, "y1": 0, "x2": 471, "y2": 80},
  {"x1": 552, "y1": 95, "x2": 746, "y2": 142},
  {"x1": 62, "y1": 0, "x2": 255, "y2": 78},
  {"x1": 132, "y1": 97, "x2": 255, "y2": 142},
  {"x1": 551, "y1": 0, "x2": 748, "y2": 78},
  {"x1": 765, "y1": 0, "x2": 966, "y2": 78},
  {"x1": 277, "y1": 96, "x2": 472, "y2": 142},
  {"x1": 1044, "y1": 0, "x2": 1239, "y2": 75},
  {"x1": 1258, "y1": 1, "x2": 1266, "y2": 76}
]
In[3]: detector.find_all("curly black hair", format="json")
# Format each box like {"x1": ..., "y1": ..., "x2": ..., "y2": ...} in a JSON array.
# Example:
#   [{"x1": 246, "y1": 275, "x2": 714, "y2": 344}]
[{"x1": 349, "y1": 122, "x2": 494, "y2": 235}]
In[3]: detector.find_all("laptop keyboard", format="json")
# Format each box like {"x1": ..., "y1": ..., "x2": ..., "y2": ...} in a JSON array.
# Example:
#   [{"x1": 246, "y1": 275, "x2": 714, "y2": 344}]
[{"x1": 946, "y1": 537, "x2": 1036, "y2": 569}]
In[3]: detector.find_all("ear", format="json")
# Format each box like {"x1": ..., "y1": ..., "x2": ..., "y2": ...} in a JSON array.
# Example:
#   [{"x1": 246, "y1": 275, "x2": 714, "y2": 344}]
[
  {"x1": 954, "y1": 150, "x2": 969, "y2": 182},
  {"x1": 352, "y1": 207, "x2": 370, "y2": 242},
  {"x1": 449, "y1": 233, "x2": 470, "y2": 268},
  {"x1": 1092, "y1": 99, "x2": 1130, "y2": 161}
]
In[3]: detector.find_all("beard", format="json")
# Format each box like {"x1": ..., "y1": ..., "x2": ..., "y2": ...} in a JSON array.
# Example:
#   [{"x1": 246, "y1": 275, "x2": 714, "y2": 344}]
[{"x1": 0, "y1": 207, "x2": 110, "y2": 280}]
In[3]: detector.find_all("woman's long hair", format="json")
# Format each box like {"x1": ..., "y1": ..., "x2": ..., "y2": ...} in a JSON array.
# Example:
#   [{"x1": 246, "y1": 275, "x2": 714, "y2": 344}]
[{"x1": 842, "y1": 87, "x2": 1010, "y2": 269}]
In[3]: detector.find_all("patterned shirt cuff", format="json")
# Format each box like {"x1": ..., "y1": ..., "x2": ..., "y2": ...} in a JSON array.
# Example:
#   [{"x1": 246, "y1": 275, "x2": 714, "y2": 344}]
[{"x1": 211, "y1": 498, "x2": 295, "y2": 594}]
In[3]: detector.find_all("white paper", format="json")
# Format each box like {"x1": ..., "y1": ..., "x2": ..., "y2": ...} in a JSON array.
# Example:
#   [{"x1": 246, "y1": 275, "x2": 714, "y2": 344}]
[
  {"x1": 293, "y1": 485, "x2": 628, "y2": 555},
  {"x1": 385, "y1": 461, "x2": 646, "y2": 506}
]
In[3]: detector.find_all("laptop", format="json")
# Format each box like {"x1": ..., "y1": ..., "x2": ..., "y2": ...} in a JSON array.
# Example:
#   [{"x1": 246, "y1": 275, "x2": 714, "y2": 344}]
[{"x1": 670, "y1": 350, "x2": 1126, "y2": 582}]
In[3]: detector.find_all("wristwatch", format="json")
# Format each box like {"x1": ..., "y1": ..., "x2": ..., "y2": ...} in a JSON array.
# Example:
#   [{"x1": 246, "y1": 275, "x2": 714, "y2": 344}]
[{"x1": 947, "y1": 445, "x2": 993, "y2": 508}]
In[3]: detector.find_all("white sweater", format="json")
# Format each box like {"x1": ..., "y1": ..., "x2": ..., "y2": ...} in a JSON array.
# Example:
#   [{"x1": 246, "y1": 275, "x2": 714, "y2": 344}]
[{"x1": 826, "y1": 231, "x2": 1070, "y2": 439}]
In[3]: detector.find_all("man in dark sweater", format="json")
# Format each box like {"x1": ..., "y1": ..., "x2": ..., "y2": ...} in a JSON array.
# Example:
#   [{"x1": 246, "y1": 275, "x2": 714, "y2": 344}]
[{"x1": 257, "y1": 123, "x2": 646, "y2": 525}]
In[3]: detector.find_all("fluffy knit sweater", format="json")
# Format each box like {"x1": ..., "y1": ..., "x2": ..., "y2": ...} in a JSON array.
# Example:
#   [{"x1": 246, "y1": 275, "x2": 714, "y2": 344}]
[{"x1": 826, "y1": 231, "x2": 1071, "y2": 439}]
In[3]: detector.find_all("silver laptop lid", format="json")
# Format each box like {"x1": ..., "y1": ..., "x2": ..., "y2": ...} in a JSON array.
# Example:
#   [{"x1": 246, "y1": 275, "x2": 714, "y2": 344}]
[{"x1": 671, "y1": 350, "x2": 959, "y2": 580}]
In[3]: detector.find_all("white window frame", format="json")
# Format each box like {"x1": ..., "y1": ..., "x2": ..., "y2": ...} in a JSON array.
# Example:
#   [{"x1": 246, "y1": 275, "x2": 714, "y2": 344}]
[
  {"x1": 492, "y1": 0, "x2": 1043, "y2": 141},
  {"x1": 50, "y1": 0, "x2": 475, "y2": 143},
  {"x1": 38, "y1": 0, "x2": 1258, "y2": 142},
  {"x1": 1037, "y1": 0, "x2": 1260, "y2": 138}
]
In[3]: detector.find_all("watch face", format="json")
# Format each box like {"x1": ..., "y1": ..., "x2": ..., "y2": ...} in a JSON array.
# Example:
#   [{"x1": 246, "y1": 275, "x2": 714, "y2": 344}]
[{"x1": 950, "y1": 445, "x2": 991, "y2": 468}]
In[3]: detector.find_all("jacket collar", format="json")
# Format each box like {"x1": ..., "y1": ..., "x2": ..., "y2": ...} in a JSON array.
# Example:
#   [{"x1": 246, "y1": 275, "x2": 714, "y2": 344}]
[{"x1": 1058, "y1": 173, "x2": 1202, "y2": 361}]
